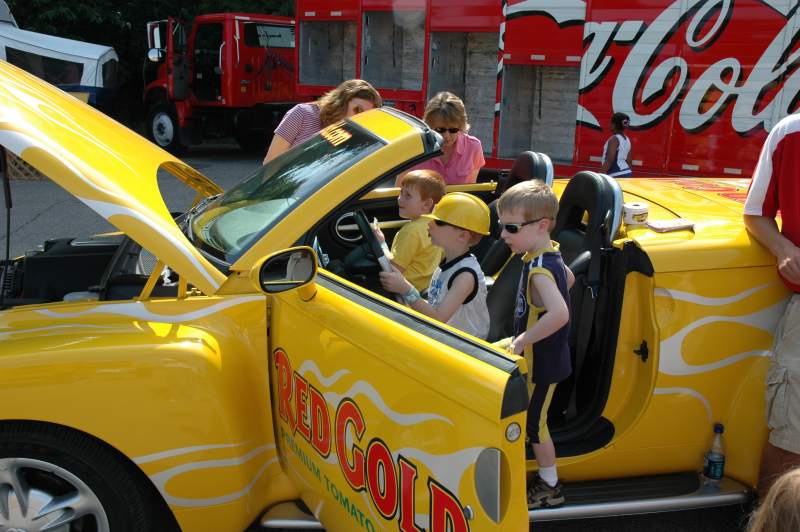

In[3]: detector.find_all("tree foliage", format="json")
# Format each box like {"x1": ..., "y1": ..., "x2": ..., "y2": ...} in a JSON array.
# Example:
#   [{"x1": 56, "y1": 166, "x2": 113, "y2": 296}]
[{"x1": 6, "y1": 0, "x2": 293, "y2": 125}]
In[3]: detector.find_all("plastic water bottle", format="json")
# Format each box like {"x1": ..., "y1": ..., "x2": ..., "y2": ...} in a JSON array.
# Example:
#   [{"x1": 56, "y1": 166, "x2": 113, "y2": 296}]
[{"x1": 702, "y1": 423, "x2": 725, "y2": 484}]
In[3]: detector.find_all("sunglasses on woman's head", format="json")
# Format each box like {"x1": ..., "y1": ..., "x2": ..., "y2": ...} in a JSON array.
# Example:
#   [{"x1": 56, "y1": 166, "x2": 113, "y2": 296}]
[
  {"x1": 433, "y1": 127, "x2": 460, "y2": 134},
  {"x1": 501, "y1": 217, "x2": 551, "y2": 234}
]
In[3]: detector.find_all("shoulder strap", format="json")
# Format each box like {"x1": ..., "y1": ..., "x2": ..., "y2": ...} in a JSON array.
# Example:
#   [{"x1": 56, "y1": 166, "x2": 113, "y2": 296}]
[{"x1": 567, "y1": 249, "x2": 604, "y2": 420}]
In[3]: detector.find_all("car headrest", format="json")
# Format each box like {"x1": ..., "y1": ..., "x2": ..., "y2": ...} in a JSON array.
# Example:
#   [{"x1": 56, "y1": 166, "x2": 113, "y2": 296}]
[
  {"x1": 553, "y1": 171, "x2": 622, "y2": 258},
  {"x1": 498, "y1": 151, "x2": 554, "y2": 194}
]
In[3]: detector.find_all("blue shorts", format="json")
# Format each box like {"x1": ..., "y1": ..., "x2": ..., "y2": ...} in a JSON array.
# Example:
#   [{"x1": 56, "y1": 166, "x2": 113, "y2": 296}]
[{"x1": 527, "y1": 382, "x2": 557, "y2": 444}]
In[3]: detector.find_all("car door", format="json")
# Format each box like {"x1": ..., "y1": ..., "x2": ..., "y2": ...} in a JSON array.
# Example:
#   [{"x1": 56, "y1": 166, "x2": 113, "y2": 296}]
[
  {"x1": 166, "y1": 17, "x2": 189, "y2": 100},
  {"x1": 267, "y1": 271, "x2": 529, "y2": 531},
  {"x1": 192, "y1": 20, "x2": 225, "y2": 103}
]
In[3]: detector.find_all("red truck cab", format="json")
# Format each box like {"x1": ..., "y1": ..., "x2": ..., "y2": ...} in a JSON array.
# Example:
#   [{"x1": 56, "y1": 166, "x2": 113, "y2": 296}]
[{"x1": 144, "y1": 13, "x2": 303, "y2": 153}]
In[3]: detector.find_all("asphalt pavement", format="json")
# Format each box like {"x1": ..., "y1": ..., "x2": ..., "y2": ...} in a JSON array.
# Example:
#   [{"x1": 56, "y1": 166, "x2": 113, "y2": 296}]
[
  {"x1": 1, "y1": 141, "x2": 263, "y2": 257},
  {"x1": 3, "y1": 141, "x2": 753, "y2": 531}
]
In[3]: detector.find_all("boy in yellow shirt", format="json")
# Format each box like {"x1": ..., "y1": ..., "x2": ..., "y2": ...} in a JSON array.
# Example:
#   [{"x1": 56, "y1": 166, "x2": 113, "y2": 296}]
[{"x1": 374, "y1": 170, "x2": 446, "y2": 291}]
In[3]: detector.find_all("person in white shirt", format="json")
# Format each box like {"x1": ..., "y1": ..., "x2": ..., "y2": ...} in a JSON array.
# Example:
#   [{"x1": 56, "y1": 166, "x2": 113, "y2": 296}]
[{"x1": 601, "y1": 112, "x2": 632, "y2": 177}]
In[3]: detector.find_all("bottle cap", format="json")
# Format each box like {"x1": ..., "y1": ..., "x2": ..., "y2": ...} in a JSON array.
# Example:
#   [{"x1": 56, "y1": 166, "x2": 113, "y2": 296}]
[{"x1": 713, "y1": 423, "x2": 724, "y2": 433}]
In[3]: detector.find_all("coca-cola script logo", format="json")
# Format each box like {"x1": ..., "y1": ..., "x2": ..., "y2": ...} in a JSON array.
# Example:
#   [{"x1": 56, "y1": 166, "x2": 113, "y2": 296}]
[{"x1": 579, "y1": 0, "x2": 800, "y2": 134}]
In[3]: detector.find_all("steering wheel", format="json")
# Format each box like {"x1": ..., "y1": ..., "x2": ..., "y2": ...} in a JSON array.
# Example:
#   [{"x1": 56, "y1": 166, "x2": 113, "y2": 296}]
[
  {"x1": 352, "y1": 210, "x2": 405, "y2": 303},
  {"x1": 352, "y1": 210, "x2": 392, "y2": 272}
]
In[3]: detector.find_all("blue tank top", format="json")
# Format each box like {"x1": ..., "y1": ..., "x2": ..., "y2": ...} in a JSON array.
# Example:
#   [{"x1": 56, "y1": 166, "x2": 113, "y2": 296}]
[{"x1": 513, "y1": 243, "x2": 572, "y2": 385}]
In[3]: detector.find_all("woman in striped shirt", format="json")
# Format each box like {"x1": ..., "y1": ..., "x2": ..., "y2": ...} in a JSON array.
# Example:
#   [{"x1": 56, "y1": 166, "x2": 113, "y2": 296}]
[{"x1": 262, "y1": 79, "x2": 382, "y2": 164}]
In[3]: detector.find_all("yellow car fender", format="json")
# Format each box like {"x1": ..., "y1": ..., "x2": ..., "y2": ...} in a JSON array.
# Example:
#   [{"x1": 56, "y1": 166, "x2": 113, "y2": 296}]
[{"x1": 0, "y1": 295, "x2": 296, "y2": 530}]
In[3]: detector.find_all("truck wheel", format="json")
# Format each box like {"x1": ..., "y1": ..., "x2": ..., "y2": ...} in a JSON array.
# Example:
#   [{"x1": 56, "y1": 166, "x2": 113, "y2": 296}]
[
  {"x1": 147, "y1": 103, "x2": 186, "y2": 155},
  {"x1": 0, "y1": 422, "x2": 160, "y2": 532}
]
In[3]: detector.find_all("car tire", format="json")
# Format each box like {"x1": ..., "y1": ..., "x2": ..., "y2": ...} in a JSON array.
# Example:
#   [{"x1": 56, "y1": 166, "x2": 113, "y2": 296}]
[
  {"x1": 146, "y1": 103, "x2": 186, "y2": 155},
  {"x1": 0, "y1": 421, "x2": 166, "y2": 532}
]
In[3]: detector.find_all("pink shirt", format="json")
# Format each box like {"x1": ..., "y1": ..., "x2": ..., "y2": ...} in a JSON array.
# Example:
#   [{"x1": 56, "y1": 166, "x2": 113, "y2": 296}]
[
  {"x1": 411, "y1": 133, "x2": 485, "y2": 184},
  {"x1": 274, "y1": 103, "x2": 322, "y2": 147}
]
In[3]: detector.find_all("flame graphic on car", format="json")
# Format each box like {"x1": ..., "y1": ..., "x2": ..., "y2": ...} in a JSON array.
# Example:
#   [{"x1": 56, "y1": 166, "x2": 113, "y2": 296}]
[
  {"x1": 135, "y1": 443, "x2": 280, "y2": 508},
  {"x1": 652, "y1": 279, "x2": 788, "y2": 423}
]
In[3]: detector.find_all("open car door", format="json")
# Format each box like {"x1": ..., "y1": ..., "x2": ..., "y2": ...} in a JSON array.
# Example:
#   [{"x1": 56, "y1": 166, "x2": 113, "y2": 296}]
[
  {"x1": 146, "y1": 17, "x2": 189, "y2": 100},
  {"x1": 267, "y1": 271, "x2": 529, "y2": 531}
]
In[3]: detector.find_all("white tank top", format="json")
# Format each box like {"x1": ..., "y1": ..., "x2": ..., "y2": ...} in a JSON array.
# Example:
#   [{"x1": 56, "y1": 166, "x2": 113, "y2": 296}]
[
  {"x1": 427, "y1": 254, "x2": 490, "y2": 339},
  {"x1": 602, "y1": 133, "x2": 631, "y2": 176}
]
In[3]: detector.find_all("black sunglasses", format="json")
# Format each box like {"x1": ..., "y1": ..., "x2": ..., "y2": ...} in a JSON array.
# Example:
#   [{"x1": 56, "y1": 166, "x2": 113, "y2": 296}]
[
  {"x1": 433, "y1": 127, "x2": 460, "y2": 134},
  {"x1": 500, "y1": 217, "x2": 551, "y2": 234}
]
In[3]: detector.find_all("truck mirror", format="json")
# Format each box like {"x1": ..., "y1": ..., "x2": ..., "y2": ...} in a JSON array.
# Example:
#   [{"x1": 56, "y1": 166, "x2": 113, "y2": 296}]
[
  {"x1": 147, "y1": 48, "x2": 165, "y2": 63},
  {"x1": 253, "y1": 246, "x2": 317, "y2": 298}
]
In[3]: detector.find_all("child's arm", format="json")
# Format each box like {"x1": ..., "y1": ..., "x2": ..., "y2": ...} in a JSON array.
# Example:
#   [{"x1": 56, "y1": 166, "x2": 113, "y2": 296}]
[
  {"x1": 510, "y1": 273, "x2": 569, "y2": 355},
  {"x1": 371, "y1": 220, "x2": 407, "y2": 272},
  {"x1": 380, "y1": 269, "x2": 475, "y2": 323},
  {"x1": 565, "y1": 264, "x2": 575, "y2": 290}
]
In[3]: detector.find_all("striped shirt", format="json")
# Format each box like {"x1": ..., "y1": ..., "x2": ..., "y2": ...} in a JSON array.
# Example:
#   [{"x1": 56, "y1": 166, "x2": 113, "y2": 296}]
[
  {"x1": 745, "y1": 113, "x2": 800, "y2": 292},
  {"x1": 274, "y1": 102, "x2": 322, "y2": 147}
]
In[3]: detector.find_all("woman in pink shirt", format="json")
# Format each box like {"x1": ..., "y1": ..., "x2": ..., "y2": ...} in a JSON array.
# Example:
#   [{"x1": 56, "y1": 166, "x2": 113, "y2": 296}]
[
  {"x1": 401, "y1": 92, "x2": 485, "y2": 185},
  {"x1": 263, "y1": 79, "x2": 382, "y2": 164}
]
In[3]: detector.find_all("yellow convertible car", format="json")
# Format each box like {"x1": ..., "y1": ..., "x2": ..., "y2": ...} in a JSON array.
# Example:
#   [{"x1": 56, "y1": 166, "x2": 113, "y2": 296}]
[{"x1": 0, "y1": 61, "x2": 785, "y2": 531}]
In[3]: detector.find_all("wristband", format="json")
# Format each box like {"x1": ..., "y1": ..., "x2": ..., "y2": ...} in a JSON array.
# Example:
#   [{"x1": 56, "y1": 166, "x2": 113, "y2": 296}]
[{"x1": 403, "y1": 286, "x2": 421, "y2": 305}]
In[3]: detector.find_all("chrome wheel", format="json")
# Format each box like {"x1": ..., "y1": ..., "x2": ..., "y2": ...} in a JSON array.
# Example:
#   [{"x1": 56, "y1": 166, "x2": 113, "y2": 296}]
[
  {"x1": 0, "y1": 457, "x2": 110, "y2": 531},
  {"x1": 151, "y1": 111, "x2": 175, "y2": 148}
]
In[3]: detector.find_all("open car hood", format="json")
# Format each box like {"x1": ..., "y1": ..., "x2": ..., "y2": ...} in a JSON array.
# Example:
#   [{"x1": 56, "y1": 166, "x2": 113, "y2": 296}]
[{"x1": 0, "y1": 61, "x2": 226, "y2": 295}]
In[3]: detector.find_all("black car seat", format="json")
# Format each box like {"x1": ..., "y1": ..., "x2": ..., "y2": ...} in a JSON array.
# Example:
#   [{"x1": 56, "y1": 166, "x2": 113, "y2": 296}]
[
  {"x1": 549, "y1": 171, "x2": 621, "y2": 423},
  {"x1": 478, "y1": 151, "x2": 554, "y2": 273},
  {"x1": 485, "y1": 254, "x2": 523, "y2": 342}
]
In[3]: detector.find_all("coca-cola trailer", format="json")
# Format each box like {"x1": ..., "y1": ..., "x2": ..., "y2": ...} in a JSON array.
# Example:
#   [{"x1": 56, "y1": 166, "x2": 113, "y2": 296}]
[{"x1": 295, "y1": 0, "x2": 800, "y2": 177}]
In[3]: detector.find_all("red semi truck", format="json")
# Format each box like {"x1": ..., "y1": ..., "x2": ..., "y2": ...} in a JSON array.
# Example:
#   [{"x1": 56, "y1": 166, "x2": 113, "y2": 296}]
[
  {"x1": 144, "y1": 13, "x2": 303, "y2": 153},
  {"x1": 294, "y1": 0, "x2": 800, "y2": 178}
]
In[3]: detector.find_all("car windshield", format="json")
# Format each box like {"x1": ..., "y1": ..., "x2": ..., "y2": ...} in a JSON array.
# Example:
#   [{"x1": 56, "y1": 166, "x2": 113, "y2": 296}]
[{"x1": 191, "y1": 122, "x2": 384, "y2": 263}]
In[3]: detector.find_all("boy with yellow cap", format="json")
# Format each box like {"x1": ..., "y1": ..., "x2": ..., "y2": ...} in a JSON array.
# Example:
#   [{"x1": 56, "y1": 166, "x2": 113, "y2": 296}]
[{"x1": 379, "y1": 192, "x2": 491, "y2": 339}]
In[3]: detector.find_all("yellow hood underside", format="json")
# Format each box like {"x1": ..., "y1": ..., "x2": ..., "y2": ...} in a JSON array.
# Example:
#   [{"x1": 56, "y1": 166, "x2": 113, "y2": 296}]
[{"x1": 0, "y1": 61, "x2": 225, "y2": 294}]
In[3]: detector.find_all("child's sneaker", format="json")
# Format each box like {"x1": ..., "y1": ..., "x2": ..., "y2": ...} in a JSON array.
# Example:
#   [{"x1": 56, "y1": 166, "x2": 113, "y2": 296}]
[{"x1": 526, "y1": 474, "x2": 565, "y2": 509}]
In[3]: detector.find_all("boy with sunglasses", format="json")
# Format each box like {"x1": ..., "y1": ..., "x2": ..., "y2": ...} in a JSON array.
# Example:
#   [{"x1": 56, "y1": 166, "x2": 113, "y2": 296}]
[
  {"x1": 379, "y1": 192, "x2": 491, "y2": 339},
  {"x1": 497, "y1": 180, "x2": 574, "y2": 509}
]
